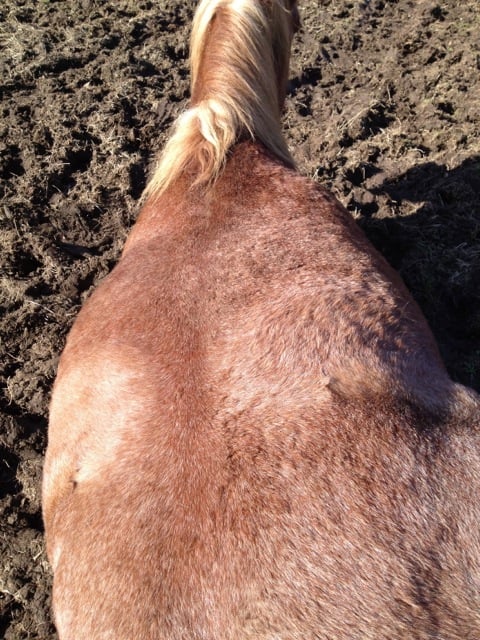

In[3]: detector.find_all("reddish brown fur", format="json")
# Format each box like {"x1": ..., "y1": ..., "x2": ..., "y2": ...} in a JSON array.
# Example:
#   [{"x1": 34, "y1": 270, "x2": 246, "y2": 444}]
[{"x1": 43, "y1": 2, "x2": 480, "y2": 639}]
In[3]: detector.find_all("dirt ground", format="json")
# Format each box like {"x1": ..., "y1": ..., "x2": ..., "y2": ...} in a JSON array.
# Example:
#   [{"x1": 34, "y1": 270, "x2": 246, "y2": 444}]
[{"x1": 1, "y1": 0, "x2": 479, "y2": 637}]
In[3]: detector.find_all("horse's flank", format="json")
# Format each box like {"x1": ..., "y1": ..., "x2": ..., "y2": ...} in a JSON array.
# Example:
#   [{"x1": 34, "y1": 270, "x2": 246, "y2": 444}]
[{"x1": 143, "y1": 0, "x2": 296, "y2": 200}]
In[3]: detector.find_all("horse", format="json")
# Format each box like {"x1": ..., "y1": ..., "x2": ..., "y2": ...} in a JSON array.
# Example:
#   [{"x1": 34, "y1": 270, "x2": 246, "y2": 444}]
[{"x1": 43, "y1": 0, "x2": 480, "y2": 638}]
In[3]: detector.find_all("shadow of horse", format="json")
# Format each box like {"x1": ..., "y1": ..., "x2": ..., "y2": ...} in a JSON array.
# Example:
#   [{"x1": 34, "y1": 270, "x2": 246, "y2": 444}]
[{"x1": 355, "y1": 156, "x2": 480, "y2": 390}]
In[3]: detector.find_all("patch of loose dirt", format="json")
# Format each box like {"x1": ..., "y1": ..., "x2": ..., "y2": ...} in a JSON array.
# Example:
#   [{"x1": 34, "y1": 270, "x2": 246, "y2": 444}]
[{"x1": 1, "y1": 1, "x2": 479, "y2": 637}]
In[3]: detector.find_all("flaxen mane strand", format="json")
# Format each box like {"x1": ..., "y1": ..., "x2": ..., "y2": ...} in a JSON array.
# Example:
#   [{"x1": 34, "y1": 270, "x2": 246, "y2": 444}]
[{"x1": 144, "y1": 0, "x2": 296, "y2": 199}]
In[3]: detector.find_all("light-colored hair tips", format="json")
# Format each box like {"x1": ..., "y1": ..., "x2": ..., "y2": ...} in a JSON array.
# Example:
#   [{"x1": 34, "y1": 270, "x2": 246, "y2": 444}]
[{"x1": 144, "y1": 0, "x2": 296, "y2": 199}]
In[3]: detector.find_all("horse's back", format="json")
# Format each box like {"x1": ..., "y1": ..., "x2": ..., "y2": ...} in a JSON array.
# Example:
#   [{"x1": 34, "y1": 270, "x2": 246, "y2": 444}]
[{"x1": 44, "y1": 143, "x2": 480, "y2": 639}]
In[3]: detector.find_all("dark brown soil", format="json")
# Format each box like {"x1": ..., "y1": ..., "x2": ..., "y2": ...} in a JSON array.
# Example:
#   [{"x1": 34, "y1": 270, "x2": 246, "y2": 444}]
[{"x1": 1, "y1": 1, "x2": 479, "y2": 637}]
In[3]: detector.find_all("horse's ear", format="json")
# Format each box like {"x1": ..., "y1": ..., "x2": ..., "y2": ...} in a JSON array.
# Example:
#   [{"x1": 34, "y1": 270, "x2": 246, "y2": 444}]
[{"x1": 291, "y1": 2, "x2": 301, "y2": 34}]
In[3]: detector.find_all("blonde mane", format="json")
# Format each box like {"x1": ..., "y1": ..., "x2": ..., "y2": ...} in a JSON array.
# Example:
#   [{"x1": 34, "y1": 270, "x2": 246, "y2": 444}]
[{"x1": 144, "y1": 0, "x2": 296, "y2": 199}]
